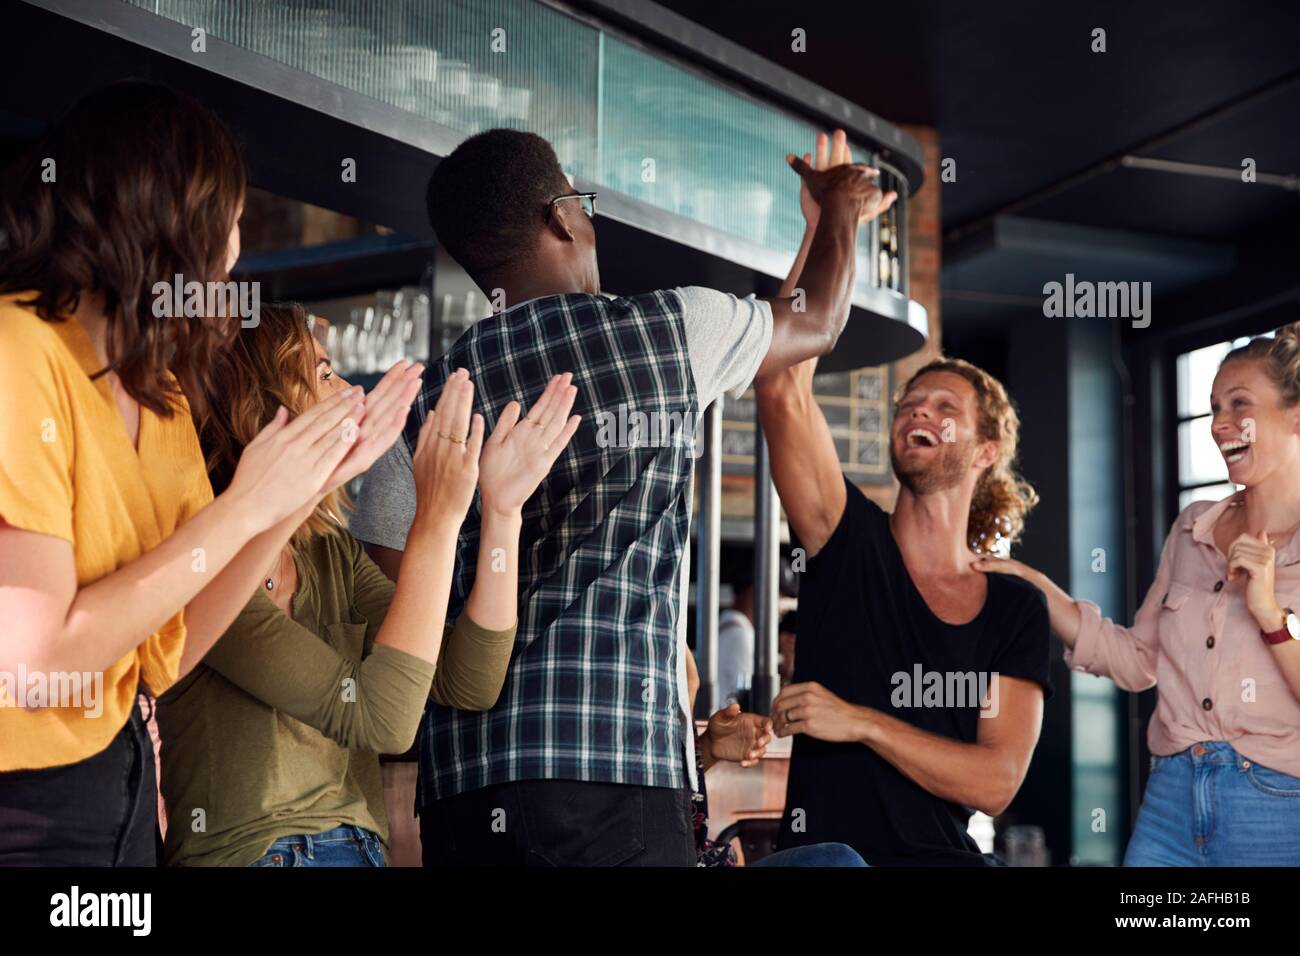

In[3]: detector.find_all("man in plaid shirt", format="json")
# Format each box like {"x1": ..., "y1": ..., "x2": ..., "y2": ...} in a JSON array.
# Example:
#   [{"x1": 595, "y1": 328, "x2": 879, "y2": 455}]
[{"x1": 352, "y1": 128, "x2": 892, "y2": 866}]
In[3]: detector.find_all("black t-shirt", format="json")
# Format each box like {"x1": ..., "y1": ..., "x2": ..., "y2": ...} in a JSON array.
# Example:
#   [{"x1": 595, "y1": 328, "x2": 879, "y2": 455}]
[{"x1": 778, "y1": 476, "x2": 1053, "y2": 866}]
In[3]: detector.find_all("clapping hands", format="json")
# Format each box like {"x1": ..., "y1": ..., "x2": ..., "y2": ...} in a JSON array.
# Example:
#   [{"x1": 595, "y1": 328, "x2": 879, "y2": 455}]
[
  {"x1": 411, "y1": 370, "x2": 582, "y2": 530},
  {"x1": 478, "y1": 373, "x2": 581, "y2": 520}
]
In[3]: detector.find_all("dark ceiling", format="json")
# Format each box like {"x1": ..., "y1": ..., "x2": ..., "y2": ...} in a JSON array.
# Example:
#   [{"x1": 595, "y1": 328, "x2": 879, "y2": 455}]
[
  {"x1": 655, "y1": 0, "x2": 1300, "y2": 335},
  {"x1": 655, "y1": 0, "x2": 1300, "y2": 236},
  {"x1": 5, "y1": 0, "x2": 1295, "y2": 336}
]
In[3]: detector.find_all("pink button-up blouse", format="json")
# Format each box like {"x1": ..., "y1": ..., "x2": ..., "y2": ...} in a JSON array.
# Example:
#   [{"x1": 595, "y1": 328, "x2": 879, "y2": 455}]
[{"x1": 1067, "y1": 494, "x2": 1300, "y2": 777}]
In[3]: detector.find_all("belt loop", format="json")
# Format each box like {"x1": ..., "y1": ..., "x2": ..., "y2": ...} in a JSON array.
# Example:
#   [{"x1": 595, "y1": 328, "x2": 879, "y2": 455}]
[
  {"x1": 137, "y1": 690, "x2": 155, "y2": 724},
  {"x1": 304, "y1": 833, "x2": 314, "y2": 860}
]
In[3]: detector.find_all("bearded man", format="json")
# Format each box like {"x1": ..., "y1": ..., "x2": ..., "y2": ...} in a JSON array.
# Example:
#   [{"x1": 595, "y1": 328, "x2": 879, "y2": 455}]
[{"x1": 755, "y1": 355, "x2": 1054, "y2": 866}]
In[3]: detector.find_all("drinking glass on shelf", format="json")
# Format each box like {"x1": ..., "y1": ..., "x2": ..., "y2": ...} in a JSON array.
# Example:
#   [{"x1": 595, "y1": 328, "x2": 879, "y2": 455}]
[
  {"x1": 339, "y1": 320, "x2": 358, "y2": 377},
  {"x1": 466, "y1": 290, "x2": 490, "y2": 323},
  {"x1": 500, "y1": 86, "x2": 532, "y2": 125},
  {"x1": 402, "y1": 286, "x2": 431, "y2": 362},
  {"x1": 691, "y1": 187, "x2": 720, "y2": 231},
  {"x1": 439, "y1": 59, "x2": 471, "y2": 96},
  {"x1": 308, "y1": 312, "x2": 335, "y2": 365},
  {"x1": 733, "y1": 183, "x2": 773, "y2": 245},
  {"x1": 554, "y1": 128, "x2": 585, "y2": 180},
  {"x1": 466, "y1": 73, "x2": 502, "y2": 126},
  {"x1": 376, "y1": 293, "x2": 397, "y2": 369},
  {"x1": 380, "y1": 290, "x2": 410, "y2": 369},
  {"x1": 393, "y1": 44, "x2": 438, "y2": 84},
  {"x1": 436, "y1": 292, "x2": 457, "y2": 358},
  {"x1": 358, "y1": 306, "x2": 379, "y2": 373}
]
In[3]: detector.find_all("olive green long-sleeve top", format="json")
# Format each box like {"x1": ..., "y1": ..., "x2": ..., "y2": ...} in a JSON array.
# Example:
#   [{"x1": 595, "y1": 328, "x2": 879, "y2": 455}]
[{"x1": 156, "y1": 529, "x2": 515, "y2": 867}]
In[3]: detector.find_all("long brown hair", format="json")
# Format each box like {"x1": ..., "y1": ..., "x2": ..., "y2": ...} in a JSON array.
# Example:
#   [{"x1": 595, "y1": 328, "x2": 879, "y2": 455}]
[
  {"x1": 0, "y1": 80, "x2": 246, "y2": 420},
  {"x1": 199, "y1": 302, "x2": 349, "y2": 550},
  {"x1": 897, "y1": 357, "x2": 1039, "y2": 553}
]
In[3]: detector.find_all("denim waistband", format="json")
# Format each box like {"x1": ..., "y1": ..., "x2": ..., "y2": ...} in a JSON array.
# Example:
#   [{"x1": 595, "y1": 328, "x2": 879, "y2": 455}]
[
  {"x1": 1166, "y1": 740, "x2": 1246, "y2": 768},
  {"x1": 267, "y1": 825, "x2": 377, "y2": 851}
]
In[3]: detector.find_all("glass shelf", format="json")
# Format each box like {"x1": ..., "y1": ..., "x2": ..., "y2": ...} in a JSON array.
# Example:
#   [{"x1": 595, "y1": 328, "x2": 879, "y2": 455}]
[{"x1": 125, "y1": 0, "x2": 913, "y2": 306}]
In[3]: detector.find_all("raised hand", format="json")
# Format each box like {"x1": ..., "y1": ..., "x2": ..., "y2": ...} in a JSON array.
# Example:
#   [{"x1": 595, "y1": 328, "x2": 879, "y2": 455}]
[
  {"x1": 226, "y1": 384, "x2": 368, "y2": 532},
  {"x1": 797, "y1": 131, "x2": 831, "y2": 225},
  {"x1": 411, "y1": 368, "x2": 484, "y2": 530},
  {"x1": 788, "y1": 127, "x2": 897, "y2": 225},
  {"x1": 478, "y1": 373, "x2": 581, "y2": 519}
]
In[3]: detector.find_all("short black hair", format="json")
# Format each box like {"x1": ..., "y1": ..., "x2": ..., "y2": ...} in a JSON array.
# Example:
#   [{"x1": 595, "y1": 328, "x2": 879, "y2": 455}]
[{"x1": 426, "y1": 128, "x2": 571, "y2": 279}]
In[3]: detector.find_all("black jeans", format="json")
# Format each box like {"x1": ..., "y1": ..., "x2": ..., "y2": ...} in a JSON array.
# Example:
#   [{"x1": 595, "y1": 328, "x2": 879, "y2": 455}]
[
  {"x1": 0, "y1": 693, "x2": 157, "y2": 866},
  {"x1": 420, "y1": 779, "x2": 696, "y2": 867}
]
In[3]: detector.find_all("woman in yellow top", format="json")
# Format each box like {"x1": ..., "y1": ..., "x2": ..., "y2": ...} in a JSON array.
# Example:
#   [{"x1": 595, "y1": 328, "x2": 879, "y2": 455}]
[
  {"x1": 159, "y1": 303, "x2": 579, "y2": 866},
  {"x1": 0, "y1": 82, "x2": 421, "y2": 865}
]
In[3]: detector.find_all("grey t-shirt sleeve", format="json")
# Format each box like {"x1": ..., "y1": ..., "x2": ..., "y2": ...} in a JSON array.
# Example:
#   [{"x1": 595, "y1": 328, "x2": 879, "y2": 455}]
[
  {"x1": 347, "y1": 437, "x2": 419, "y2": 552},
  {"x1": 672, "y1": 286, "x2": 774, "y2": 409}
]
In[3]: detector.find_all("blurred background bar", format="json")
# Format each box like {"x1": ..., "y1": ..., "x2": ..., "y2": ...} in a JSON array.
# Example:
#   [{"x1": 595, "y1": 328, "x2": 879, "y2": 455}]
[{"x1": 9, "y1": 0, "x2": 1293, "y2": 867}]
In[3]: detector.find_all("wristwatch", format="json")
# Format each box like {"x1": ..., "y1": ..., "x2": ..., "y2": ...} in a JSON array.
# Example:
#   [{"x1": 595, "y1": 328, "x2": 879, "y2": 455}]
[{"x1": 1261, "y1": 607, "x2": 1300, "y2": 645}]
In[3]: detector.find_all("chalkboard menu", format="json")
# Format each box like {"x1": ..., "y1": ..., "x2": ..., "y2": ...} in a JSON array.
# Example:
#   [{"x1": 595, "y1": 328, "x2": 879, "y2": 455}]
[{"x1": 721, "y1": 366, "x2": 892, "y2": 483}]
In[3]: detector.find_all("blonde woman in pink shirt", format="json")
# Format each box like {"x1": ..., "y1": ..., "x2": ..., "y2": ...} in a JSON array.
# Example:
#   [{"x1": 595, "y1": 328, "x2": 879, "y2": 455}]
[{"x1": 974, "y1": 324, "x2": 1300, "y2": 866}]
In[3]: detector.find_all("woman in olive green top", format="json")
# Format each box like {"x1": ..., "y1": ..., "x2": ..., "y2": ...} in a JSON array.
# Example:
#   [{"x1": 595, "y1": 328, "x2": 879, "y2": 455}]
[{"x1": 158, "y1": 304, "x2": 580, "y2": 866}]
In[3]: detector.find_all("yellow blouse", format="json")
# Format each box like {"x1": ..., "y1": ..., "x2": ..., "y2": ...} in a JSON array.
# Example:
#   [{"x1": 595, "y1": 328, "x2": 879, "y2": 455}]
[{"x1": 0, "y1": 293, "x2": 213, "y2": 771}]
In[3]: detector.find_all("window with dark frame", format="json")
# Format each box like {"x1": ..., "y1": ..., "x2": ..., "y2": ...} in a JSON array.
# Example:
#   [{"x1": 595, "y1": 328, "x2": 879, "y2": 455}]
[{"x1": 1174, "y1": 334, "x2": 1274, "y2": 511}]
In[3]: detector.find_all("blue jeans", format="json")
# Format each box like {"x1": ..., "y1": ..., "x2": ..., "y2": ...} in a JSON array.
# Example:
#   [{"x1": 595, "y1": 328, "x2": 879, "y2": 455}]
[
  {"x1": 1124, "y1": 741, "x2": 1300, "y2": 866},
  {"x1": 750, "y1": 842, "x2": 867, "y2": 867},
  {"x1": 250, "y1": 825, "x2": 387, "y2": 867}
]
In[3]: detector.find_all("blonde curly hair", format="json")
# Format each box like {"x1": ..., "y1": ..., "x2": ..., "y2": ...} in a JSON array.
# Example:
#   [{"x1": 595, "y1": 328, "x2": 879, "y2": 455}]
[{"x1": 896, "y1": 357, "x2": 1039, "y2": 553}]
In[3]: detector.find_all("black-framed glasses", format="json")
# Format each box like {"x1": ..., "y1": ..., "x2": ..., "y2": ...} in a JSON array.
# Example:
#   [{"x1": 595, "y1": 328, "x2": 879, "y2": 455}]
[{"x1": 549, "y1": 191, "x2": 597, "y2": 219}]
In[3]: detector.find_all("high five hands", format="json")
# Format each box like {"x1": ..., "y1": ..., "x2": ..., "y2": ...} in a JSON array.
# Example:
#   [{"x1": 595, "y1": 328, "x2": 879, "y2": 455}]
[{"x1": 787, "y1": 128, "x2": 898, "y2": 226}]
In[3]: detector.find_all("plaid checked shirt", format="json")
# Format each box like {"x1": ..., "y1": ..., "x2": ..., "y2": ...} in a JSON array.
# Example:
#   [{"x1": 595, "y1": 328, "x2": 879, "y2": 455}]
[{"x1": 406, "y1": 291, "x2": 698, "y2": 803}]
